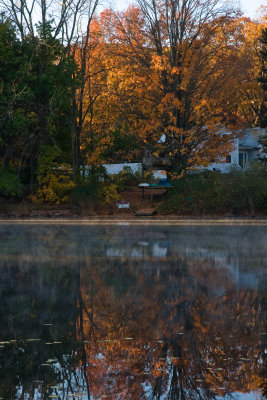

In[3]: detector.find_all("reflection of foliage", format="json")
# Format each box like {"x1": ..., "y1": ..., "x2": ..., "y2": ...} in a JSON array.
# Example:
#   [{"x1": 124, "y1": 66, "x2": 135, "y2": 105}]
[
  {"x1": 100, "y1": 260, "x2": 137, "y2": 298},
  {"x1": 77, "y1": 250, "x2": 267, "y2": 399},
  {"x1": 0, "y1": 257, "x2": 80, "y2": 397},
  {"x1": 0, "y1": 225, "x2": 266, "y2": 399}
]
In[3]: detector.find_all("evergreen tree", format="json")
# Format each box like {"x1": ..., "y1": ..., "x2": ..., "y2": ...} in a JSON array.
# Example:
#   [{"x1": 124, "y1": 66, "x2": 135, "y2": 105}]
[{"x1": 0, "y1": 18, "x2": 75, "y2": 193}]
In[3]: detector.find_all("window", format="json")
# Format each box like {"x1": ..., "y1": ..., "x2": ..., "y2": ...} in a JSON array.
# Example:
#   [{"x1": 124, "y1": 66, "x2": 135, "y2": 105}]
[{"x1": 226, "y1": 155, "x2": 231, "y2": 163}]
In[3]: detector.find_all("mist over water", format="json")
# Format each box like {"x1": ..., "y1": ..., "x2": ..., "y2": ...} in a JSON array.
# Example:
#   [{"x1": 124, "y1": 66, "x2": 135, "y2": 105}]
[{"x1": 0, "y1": 223, "x2": 266, "y2": 399}]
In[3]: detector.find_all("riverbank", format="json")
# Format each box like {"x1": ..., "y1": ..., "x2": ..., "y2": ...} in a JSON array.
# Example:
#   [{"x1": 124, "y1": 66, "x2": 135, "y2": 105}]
[{"x1": 1, "y1": 188, "x2": 266, "y2": 219}]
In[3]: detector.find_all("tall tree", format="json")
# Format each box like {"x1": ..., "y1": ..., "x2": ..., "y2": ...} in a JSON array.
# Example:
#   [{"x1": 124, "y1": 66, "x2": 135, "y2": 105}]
[
  {"x1": 0, "y1": 0, "x2": 99, "y2": 184},
  {"x1": 103, "y1": 2, "x2": 264, "y2": 175},
  {"x1": 258, "y1": 27, "x2": 267, "y2": 128},
  {"x1": 75, "y1": 14, "x2": 144, "y2": 167},
  {"x1": 0, "y1": 17, "x2": 75, "y2": 189},
  {"x1": 0, "y1": 19, "x2": 26, "y2": 169}
]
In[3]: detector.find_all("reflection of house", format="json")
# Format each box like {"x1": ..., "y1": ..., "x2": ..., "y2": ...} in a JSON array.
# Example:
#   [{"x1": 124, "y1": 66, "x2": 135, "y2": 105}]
[
  {"x1": 106, "y1": 242, "x2": 168, "y2": 259},
  {"x1": 205, "y1": 128, "x2": 266, "y2": 173}
]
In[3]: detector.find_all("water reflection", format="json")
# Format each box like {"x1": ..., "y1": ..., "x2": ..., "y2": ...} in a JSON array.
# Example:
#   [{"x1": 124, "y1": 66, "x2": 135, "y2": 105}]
[{"x1": 0, "y1": 224, "x2": 266, "y2": 399}]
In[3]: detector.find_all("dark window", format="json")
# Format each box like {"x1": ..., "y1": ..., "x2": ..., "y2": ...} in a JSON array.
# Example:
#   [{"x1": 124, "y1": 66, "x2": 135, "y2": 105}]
[{"x1": 226, "y1": 155, "x2": 231, "y2": 163}]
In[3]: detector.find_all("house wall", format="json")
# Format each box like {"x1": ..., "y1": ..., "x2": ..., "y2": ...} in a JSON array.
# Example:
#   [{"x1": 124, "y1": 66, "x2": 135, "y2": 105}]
[
  {"x1": 102, "y1": 162, "x2": 166, "y2": 179},
  {"x1": 205, "y1": 140, "x2": 239, "y2": 173},
  {"x1": 205, "y1": 128, "x2": 266, "y2": 173}
]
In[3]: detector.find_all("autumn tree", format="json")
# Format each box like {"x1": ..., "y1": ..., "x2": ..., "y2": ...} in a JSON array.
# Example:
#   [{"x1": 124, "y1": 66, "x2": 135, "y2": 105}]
[
  {"x1": 102, "y1": 1, "x2": 266, "y2": 175},
  {"x1": 75, "y1": 12, "x2": 146, "y2": 169},
  {"x1": 258, "y1": 27, "x2": 267, "y2": 128}
]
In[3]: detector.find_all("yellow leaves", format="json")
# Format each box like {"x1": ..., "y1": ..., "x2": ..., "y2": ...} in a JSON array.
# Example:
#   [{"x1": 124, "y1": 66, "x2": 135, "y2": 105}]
[
  {"x1": 151, "y1": 55, "x2": 166, "y2": 71},
  {"x1": 101, "y1": 183, "x2": 120, "y2": 203},
  {"x1": 29, "y1": 171, "x2": 75, "y2": 204}
]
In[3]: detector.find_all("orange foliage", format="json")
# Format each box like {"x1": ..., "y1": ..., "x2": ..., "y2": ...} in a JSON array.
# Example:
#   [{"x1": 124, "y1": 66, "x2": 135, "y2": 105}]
[
  {"x1": 74, "y1": 3, "x2": 266, "y2": 172},
  {"x1": 71, "y1": 253, "x2": 266, "y2": 399}
]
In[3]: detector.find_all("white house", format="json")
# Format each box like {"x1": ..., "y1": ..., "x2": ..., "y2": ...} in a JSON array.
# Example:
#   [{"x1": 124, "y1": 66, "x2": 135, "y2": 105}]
[
  {"x1": 99, "y1": 128, "x2": 266, "y2": 178},
  {"x1": 204, "y1": 128, "x2": 266, "y2": 173}
]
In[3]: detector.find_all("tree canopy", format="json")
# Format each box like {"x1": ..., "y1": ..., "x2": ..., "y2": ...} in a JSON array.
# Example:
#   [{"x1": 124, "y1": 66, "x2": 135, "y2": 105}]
[{"x1": 0, "y1": 0, "x2": 266, "y2": 197}]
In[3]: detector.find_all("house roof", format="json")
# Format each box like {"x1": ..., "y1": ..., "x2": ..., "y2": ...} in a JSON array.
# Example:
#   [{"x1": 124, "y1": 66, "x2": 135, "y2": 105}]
[{"x1": 239, "y1": 128, "x2": 266, "y2": 149}]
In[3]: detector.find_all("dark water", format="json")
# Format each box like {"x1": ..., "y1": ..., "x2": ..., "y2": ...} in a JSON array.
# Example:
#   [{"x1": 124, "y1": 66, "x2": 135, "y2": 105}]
[{"x1": 0, "y1": 222, "x2": 266, "y2": 400}]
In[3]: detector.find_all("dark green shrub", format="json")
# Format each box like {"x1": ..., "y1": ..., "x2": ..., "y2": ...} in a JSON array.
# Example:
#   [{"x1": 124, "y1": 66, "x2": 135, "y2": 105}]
[
  {"x1": 111, "y1": 166, "x2": 142, "y2": 191},
  {"x1": 71, "y1": 169, "x2": 119, "y2": 207},
  {"x1": 223, "y1": 164, "x2": 267, "y2": 214},
  {"x1": 70, "y1": 183, "x2": 100, "y2": 207},
  {"x1": 161, "y1": 165, "x2": 267, "y2": 215},
  {"x1": 161, "y1": 172, "x2": 224, "y2": 214},
  {"x1": 0, "y1": 169, "x2": 23, "y2": 197}
]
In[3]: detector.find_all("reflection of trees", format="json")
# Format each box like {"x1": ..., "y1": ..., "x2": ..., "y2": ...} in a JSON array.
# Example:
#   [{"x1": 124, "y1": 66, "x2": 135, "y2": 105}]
[
  {"x1": 0, "y1": 224, "x2": 266, "y2": 399},
  {"x1": 0, "y1": 254, "x2": 90, "y2": 399},
  {"x1": 77, "y1": 255, "x2": 267, "y2": 400}
]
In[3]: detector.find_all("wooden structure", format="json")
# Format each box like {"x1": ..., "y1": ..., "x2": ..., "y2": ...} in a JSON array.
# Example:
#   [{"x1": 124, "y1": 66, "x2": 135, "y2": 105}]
[
  {"x1": 141, "y1": 148, "x2": 172, "y2": 201},
  {"x1": 142, "y1": 148, "x2": 172, "y2": 171}
]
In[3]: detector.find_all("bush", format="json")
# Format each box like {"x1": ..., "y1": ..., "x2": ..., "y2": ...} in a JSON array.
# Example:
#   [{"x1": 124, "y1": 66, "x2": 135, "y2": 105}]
[
  {"x1": 111, "y1": 166, "x2": 142, "y2": 191},
  {"x1": 71, "y1": 171, "x2": 119, "y2": 207},
  {"x1": 0, "y1": 169, "x2": 23, "y2": 197},
  {"x1": 31, "y1": 172, "x2": 75, "y2": 204},
  {"x1": 161, "y1": 172, "x2": 224, "y2": 214},
  {"x1": 161, "y1": 165, "x2": 267, "y2": 215},
  {"x1": 101, "y1": 183, "x2": 120, "y2": 203},
  {"x1": 222, "y1": 164, "x2": 267, "y2": 214},
  {"x1": 29, "y1": 146, "x2": 75, "y2": 204}
]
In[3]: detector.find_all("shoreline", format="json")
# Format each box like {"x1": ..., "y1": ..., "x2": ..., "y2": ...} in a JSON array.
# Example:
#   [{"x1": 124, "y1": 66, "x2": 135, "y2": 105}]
[
  {"x1": 1, "y1": 217, "x2": 267, "y2": 225},
  {"x1": 1, "y1": 195, "x2": 267, "y2": 220}
]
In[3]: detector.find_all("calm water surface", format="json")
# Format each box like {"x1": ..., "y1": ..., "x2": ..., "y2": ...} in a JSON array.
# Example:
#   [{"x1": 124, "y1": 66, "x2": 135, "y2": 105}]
[{"x1": 0, "y1": 222, "x2": 266, "y2": 399}]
